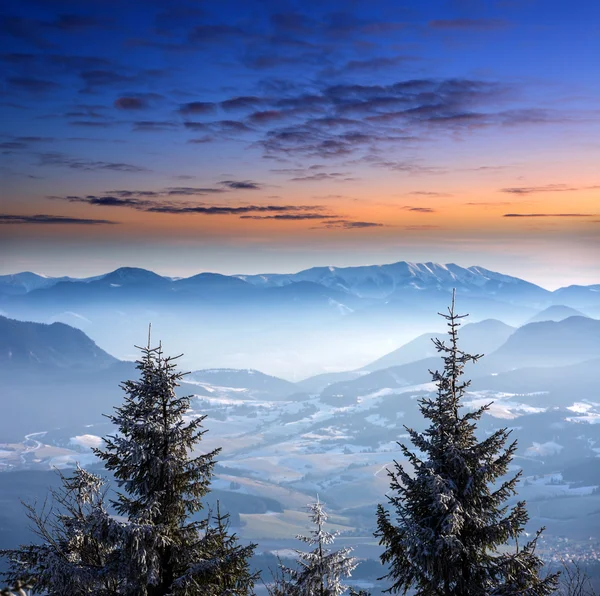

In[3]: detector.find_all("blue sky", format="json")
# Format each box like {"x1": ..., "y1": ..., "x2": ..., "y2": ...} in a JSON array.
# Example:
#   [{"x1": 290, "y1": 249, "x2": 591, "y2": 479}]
[{"x1": 1, "y1": 0, "x2": 599, "y2": 286}]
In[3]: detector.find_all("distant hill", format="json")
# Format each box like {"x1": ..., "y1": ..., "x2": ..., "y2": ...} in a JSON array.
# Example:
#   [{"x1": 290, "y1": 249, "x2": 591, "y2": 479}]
[
  {"x1": 0, "y1": 272, "x2": 73, "y2": 296},
  {"x1": 0, "y1": 315, "x2": 118, "y2": 371},
  {"x1": 318, "y1": 316, "x2": 600, "y2": 403},
  {"x1": 526, "y1": 305, "x2": 587, "y2": 324},
  {"x1": 362, "y1": 319, "x2": 515, "y2": 372},
  {"x1": 487, "y1": 316, "x2": 600, "y2": 370},
  {"x1": 552, "y1": 284, "x2": 600, "y2": 309},
  {"x1": 187, "y1": 368, "x2": 296, "y2": 398}
]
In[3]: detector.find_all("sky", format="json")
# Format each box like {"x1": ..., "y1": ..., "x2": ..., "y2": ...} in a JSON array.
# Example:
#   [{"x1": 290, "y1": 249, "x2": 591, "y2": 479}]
[{"x1": 1, "y1": 0, "x2": 599, "y2": 288}]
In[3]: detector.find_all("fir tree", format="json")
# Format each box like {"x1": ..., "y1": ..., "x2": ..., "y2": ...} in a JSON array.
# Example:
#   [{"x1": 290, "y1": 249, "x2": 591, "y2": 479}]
[
  {"x1": 272, "y1": 497, "x2": 357, "y2": 596},
  {"x1": 174, "y1": 504, "x2": 259, "y2": 594},
  {"x1": 3, "y1": 337, "x2": 256, "y2": 595},
  {"x1": 1, "y1": 465, "x2": 121, "y2": 595},
  {"x1": 375, "y1": 292, "x2": 559, "y2": 595},
  {"x1": 94, "y1": 338, "x2": 256, "y2": 595}
]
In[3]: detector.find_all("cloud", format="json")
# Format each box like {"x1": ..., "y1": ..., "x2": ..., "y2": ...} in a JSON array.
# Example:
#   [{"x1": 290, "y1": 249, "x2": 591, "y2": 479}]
[
  {"x1": 503, "y1": 213, "x2": 594, "y2": 217},
  {"x1": 219, "y1": 180, "x2": 262, "y2": 190},
  {"x1": 132, "y1": 121, "x2": 177, "y2": 132},
  {"x1": 500, "y1": 184, "x2": 589, "y2": 194},
  {"x1": 49, "y1": 193, "x2": 321, "y2": 216},
  {"x1": 220, "y1": 96, "x2": 265, "y2": 111},
  {"x1": 248, "y1": 110, "x2": 290, "y2": 124},
  {"x1": 317, "y1": 219, "x2": 384, "y2": 229},
  {"x1": 240, "y1": 213, "x2": 337, "y2": 220},
  {"x1": 289, "y1": 172, "x2": 354, "y2": 182},
  {"x1": 183, "y1": 120, "x2": 254, "y2": 134},
  {"x1": 114, "y1": 96, "x2": 147, "y2": 110},
  {"x1": 406, "y1": 191, "x2": 449, "y2": 197},
  {"x1": 147, "y1": 205, "x2": 324, "y2": 216},
  {"x1": 403, "y1": 206, "x2": 436, "y2": 213},
  {"x1": 7, "y1": 77, "x2": 60, "y2": 93},
  {"x1": 37, "y1": 153, "x2": 148, "y2": 172},
  {"x1": 0, "y1": 214, "x2": 117, "y2": 225},
  {"x1": 177, "y1": 101, "x2": 217, "y2": 115},
  {"x1": 429, "y1": 19, "x2": 510, "y2": 30}
]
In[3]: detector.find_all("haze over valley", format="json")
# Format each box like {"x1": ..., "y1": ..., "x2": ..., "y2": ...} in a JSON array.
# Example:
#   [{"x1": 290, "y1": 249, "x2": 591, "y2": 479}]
[{"x1": 1, "y1": 260, "x2": 599, "y2": 589}]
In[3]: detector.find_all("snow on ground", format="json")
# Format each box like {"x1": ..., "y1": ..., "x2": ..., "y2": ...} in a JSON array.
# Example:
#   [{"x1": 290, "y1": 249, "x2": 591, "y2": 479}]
[
  {"x1": 525, "y1": 442, "x2": 564, "y2": 457},
  {"x1": 464, "y1": 391, "x2": 547, "y2": 419},
  {"x1": 69, "y1": 434, "x2": 103, "y2": 449}
]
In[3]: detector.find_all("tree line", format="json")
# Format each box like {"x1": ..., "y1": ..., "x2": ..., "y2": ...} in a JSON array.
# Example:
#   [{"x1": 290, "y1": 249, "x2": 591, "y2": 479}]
[{"x1": 0, "y1": 296, "x2": 594, "y2": 595}]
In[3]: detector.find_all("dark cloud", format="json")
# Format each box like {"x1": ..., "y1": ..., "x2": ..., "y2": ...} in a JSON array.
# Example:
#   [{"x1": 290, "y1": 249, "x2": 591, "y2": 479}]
[
  {"x1": 0, "y1": 136, "x2": 55, "y2": 151},
  {"x1": 249, "y1": 78, "x2": 507, "y2": 159},
  {"x1": 503, "y1": 213, "x2": 594, "y2": 217},
  {"x1": 115, "y1": 96, "x2": 147, "y2": 110},
  {"x1": 0, "y1": 214, "x2": 117, "y2": 225},
  {"x1": 0, "y1": 16, "x2": 54, "y2": 49},
  {"x1": 324, "y1": 55, "x2": 417, "y2": 77},
  {"x1": 50, "y1": 193, "x2": 323, "y2": 216},
  {"x1": 164, "y1": 187, "x2": 226, "y2": 195},
  {"x1": 369, "y1": 160, "x2": 444, "y2": 175},
  {"x1": 37, "y1": 153, "x2": 148, "y2": 172},
  {"x1": 407, "y1": 191, "x2": 449, "y2": 197},
  {"x1": 53, "y1": 14, "x2": 107, "y2": 31},
  {"x1": 403, "y1": 206, "x2": 436, "y2": 213},
  {"x1": 7, "y1": 77, "x2": 60, "y2": 93},
  {"x1": 69, "y1": 120, "x2": 115, "y2": 128},
  {"x1": 220, "y1": 96, "x2": 264, "y2": 111},
  {"x1": 188, "y1": 24, "x2": 246, "y2": 43},
  {"x1": 132, "y1": 121, "x2": 177, "y2": 132},
  {"x1": 318, "y1": 219, "x2": 384, "y2": 229},
  {"x1": 79, "y1": 69, "x2": 164, "y2": 93},
  {"x1": 429, "y1": 19, "x2": 510, "y2": 30},
  {"x1": 501, "y1": 184, "x2": 581, "y2": 194},
  {"x1": 248, "y1": 110, "x2": 290, "y2": 124},
  {"x1": 147, "y1": 205, "x2": 323, "y2": 216},
  {"x1": 289, "y1": 172, "x2": 353, "y2": 182},
  {"x1": 219, "y1": 180, "x2": 262, "y2": 190},
  {"x1": 240, "y1": 213, "x2": 336, "y2": 220},
  {"x1": 177, "y1": 101, "x2": 217, "y2": 115}
]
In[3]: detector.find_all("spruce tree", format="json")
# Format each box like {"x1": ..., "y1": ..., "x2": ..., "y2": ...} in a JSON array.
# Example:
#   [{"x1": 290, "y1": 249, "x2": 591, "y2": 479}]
[
  {"x1": 2, "y1": 337, "x2": 257, "y2": 595},
  {"x1": 272, "y1": 497, "x2": 357, "y2": 596},
  {"x1": 375, "y1": 292, "x2": 559, "y2": 595},
  {"x1": 94, "y1": 338, "x2": 256, "y2": 595},
  {"x1": 1, "y1": 465, "x2": 120, "y2": 594}
]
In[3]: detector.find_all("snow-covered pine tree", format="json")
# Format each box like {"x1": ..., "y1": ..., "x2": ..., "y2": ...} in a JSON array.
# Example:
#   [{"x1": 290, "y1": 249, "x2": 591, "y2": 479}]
[
  {"x1": 94, "y1": 338, "x2": 257, "y2": 595},
  {"x1": 1, "y1": 465, "x2": 120, "y2": 595},
  {"x1": 273, "y1": 497, "x2": 358, "y2": 596},
  {"x1": 174, "y1": 503, "x2": 259, "y2": 594},
  {"x1": 375, "y1": 292, "x2": 559, "y2": 595}
]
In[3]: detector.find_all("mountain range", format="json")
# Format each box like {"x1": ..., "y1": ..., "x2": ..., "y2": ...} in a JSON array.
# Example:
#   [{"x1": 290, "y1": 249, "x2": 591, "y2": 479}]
[
  {"x1": 1, "y1": 262, "x2": 595, "y2": 302},
  {"x1": 0, "y1": 261, "x2": 597, "y2": 378}
]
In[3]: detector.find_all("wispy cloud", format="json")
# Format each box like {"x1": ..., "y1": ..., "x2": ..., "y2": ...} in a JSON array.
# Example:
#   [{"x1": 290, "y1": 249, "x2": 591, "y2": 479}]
[
  {"x1": 0, "y1": 214, "x2": 117, "y2": 225},
  {"x1": 503, "y1": 213, "x2": 594, "y2": 217},
  {"x1": 37, "y1": 153, "x2": 148, "y2": 172},
  {"x1": 318, "y1": 219, "x2": 384, "y2": 229},
  {"x1": 500, "y1": 184, "x2": 582, "y2": 194},
  {"x1": 429, "y1": 19, "x2": 510, "y2": 31},
  {"x1": 49, "y1": 193, "x2": 324, "y2": 216},
  {"x1": 402, "y1": 206, "x2": 436, "y2": 213}
]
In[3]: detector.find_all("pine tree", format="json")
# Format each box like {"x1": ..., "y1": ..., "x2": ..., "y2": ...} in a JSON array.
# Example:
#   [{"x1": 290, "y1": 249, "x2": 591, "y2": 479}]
[
  {"x1": 1, "y1": 465, "x2": 121, "y2": 594},
  {"x1": 375, "y1": 292, "x2": 559, "y2": 595},
  {"x1": 272, "y1": 497, "x2": 358, "y2": 596},
  {"x1": 94, "y1": 338, "x2": 256, "y2": 595},
  {"x1": 2, "y1": 337, "x2": 257, "y2": 595},
  {"x1": 174, "y1": 503, "x2": 259, "y2": 594}
]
